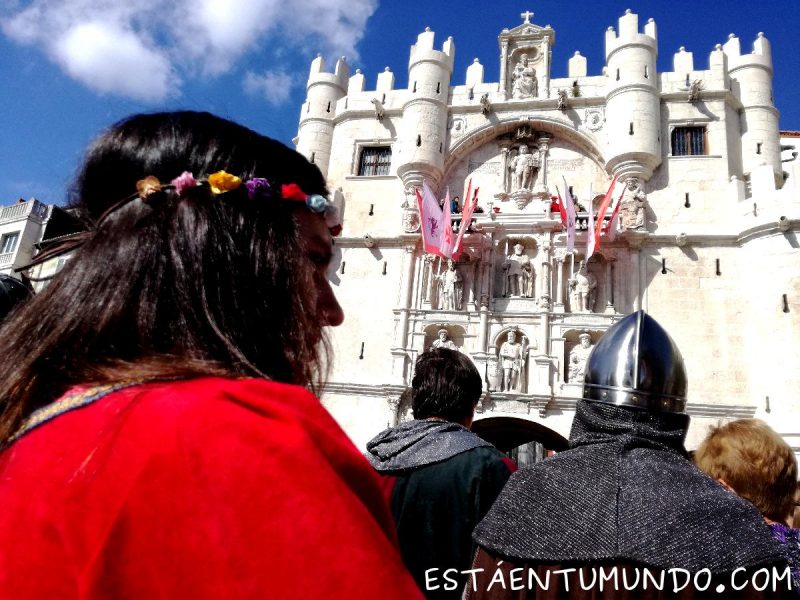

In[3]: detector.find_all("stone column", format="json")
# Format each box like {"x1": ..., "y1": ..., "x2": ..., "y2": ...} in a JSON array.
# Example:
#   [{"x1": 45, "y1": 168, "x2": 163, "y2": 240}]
[
  {"x1": 605, "y1": 258, "x2": 616, "y2": 314},
  {"x1": 631, "y1": 248, "x2": 641, "y2": 311},
  {"x1": 538, "y1": 240, "x2": 552, "y2": 308},
  {"x1": 536, "y1": 137, "x2": 551, "y2": 196},
  {"x1": 500, "y1": 40, "x2": 509, "y2": 100},
  {"x1": 478, "y1": 297, "x2": 490, "y2": 351},
  {"x1": 554, "y1": 256, "x2": 565, "y2": 312},
  {"x1": 391, "y1": 244, "x2": 418, "y2": 383},
  {"x1": 500, "y1": 146, "x2": 510, "y2": 192}
]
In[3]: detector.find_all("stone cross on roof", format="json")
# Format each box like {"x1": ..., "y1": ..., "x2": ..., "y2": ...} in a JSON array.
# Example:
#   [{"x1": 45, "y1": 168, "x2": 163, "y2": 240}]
[{"x1": 521, "y1": 10, "x2": 534, "y2": 24}]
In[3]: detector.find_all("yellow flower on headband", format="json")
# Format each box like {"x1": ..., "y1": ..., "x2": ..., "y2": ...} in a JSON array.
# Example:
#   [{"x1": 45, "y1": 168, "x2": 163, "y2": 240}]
[{"x1": 208, "y1": 171, "x2": 242, "y2": 194}]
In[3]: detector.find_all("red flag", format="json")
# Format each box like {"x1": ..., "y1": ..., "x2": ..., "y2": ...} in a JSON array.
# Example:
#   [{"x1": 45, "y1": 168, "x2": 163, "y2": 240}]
[
  {"x1": 440, "y1": 187, "x2": 453, "y2": 258},
  {"x1": 587, "y1": 184, "x2": 595, "y2": 260},
  {"x1": 593, "y1": 175, "x2": 619, "y2": 250},
  {"x1": 552, "y1": 195, "x2": 567, "y2": 225},
  {"x1": 452, "y1": 180, "x2": 478, "y2": 260},
  {"x1": 416, "y1": 180, "x2": 446, "y2": 257},
  {"x1": 605, "y1": 187, "x2": 625, "y2": 241}
]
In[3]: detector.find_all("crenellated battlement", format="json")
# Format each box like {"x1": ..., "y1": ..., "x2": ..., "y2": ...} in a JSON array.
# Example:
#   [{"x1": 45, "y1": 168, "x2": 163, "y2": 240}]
[
  {"x1": 408, "y1": 27, "x2": 455, "y2": 72},
  {"x1": 307, "y1": 54, "x2": 349, "y2": 91},
  {"x1": 605, "y1": 9, "x2": 657, "y2": 60}
]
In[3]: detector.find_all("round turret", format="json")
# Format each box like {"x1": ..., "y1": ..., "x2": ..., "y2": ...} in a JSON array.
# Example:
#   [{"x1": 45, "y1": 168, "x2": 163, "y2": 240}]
[
  {"x1": 296, "y1": 54, "x2": 349, "y2": 178},
  {"x1": 604, "y1": 11, "x2": 661, "y2": 181},
  {"x1": 395, "y1": 28, "x2": 455, "y2": 190},
  {"x1": 725, "y1": 33, "x2": 781, "y2": 184}
]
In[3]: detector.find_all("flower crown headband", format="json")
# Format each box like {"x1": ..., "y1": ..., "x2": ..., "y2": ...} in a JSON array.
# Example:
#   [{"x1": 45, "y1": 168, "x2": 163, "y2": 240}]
[
  {"x1": 130, "y1": 170, "x2": 341, "y2": 235},
  {"x1": 17, "y1": 169, "x2": 342, "y2": 276}
]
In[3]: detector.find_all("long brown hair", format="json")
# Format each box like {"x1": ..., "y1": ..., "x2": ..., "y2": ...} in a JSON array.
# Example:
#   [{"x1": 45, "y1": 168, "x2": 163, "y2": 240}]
[{"x1": 0, "y1": 111, "x2": 330, "y2": 443}]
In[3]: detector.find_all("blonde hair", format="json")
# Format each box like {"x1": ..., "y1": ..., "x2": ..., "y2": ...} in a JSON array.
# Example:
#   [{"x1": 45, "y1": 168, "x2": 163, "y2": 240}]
[{"x1": 694, "y1": 419, "x2": 797, "y2": 522}]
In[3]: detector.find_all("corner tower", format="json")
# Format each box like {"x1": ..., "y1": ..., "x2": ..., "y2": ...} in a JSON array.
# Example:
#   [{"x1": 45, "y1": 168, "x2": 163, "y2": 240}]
[
  {"x1": 296, "y1": 54, "x2": 349, "y2": 178},
  {"x1": 395, "y1": 28, "x2": 455, "y2": 191},
  {"x1": 604, "y1": 9, "x2": 661, "y2": 181}
]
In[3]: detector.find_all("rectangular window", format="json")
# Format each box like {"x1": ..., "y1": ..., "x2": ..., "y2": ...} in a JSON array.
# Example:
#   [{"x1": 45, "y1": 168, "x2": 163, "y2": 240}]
[
  {"x1": 357, "y1": 146, "x2": 392, "y2": 176},
  {"x1": 1, "y1": 232, "x2": 20, "y2": 254},
  {"x1": 671, "y1": 126, "x2": 706, "y2": 156}
]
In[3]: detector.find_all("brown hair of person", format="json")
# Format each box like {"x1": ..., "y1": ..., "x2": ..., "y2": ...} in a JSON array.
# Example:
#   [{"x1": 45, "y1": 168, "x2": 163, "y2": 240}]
[
  {"x1": 694, "y1": 419, "x2": 798, "y2": 523},
  {"x1": 0, "y1": 111, "x2": 330, "y2": 444}
]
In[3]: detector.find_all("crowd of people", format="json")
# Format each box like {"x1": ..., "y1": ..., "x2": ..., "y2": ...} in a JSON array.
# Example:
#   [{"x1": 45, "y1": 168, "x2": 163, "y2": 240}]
[{"x1": 0, "y1": 111, "x2": 796, "y2": 599}]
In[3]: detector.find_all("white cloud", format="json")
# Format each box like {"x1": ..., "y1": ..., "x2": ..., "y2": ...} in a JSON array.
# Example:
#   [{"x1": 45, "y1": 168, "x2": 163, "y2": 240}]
[
  {"x1": 2, "y1": 0, "x2": 379, "y2": 102},
  {"x1": 55, "y1": 22, "x2": 174, "y2": 101},
  {"x1": 243, "y1": 70, "x2": 297, "y2": 105}
]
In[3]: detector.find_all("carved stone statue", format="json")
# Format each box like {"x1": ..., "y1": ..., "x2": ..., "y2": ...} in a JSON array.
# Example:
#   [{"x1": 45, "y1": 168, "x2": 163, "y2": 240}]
[
  {"x1": 511, "y1": 54, "x2": 537, "y2": 99},
  {"x1": 569, "y1": 261, "x2": 597, "y2": 313},
  {"x1": 430, "y1": 328, "x2": 458, "y2": 351},
  {"x1": 620, "y1": 179, "x2": 647, "y2": 230},
  {"x1": 568, "y1": 333, "x2": 594, "y2": 383},
  {"x1": 557, "y1": 89, "x2": 568, "y2": 111},
  {"x1": 439, "y1": 259, "x2": 463, "y2": 310},
  {"x1": 508, "y1": 144, "x2": 539, "y2": 191},
  {"x1": 503, "y1": 243, "x2": 533, "y2": 297},
  {"x1": 499, "y1": 330, "x2": 524, "y2": 392},
  {"x1": 516, "y1": 335, "x2": 531, "y2": 393},
  {"x1": 480, "y1": 92, "x2": 491, "y2": 115}
]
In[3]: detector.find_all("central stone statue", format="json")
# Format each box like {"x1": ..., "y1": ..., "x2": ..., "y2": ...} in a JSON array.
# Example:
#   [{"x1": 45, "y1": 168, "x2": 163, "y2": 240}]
[{"x1": 511, "y1": 53, "x2": 537, "y2": 99}]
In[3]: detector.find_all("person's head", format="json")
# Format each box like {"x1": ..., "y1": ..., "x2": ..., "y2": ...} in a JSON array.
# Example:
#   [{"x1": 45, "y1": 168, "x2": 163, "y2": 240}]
[
  {"x1": 0, "y1": 111, "x2": 343, "y2": 442},
  {"x1": 694, "y1": 419, "x2": 797, "y2": 524},
  {"x1": 519, "y1": 144, "x2": 529, "y2": 154},
  {"x1": 519, "y1": 53, "x2": 528, "y2": 64},
  {"x1": 437, "y1": 328, "x2": 448, "y2": 342},
  {"x1": 411, "y1": 348, "x2": 482, "y2": 426},
  {"x1": 513, "y1": 242, "x2": 524, "y2": 255},
  {"x1": 447, "y1": 259, "x2": 455, "y2": 270},
  {"x1": 579, "y1": 333, "x2": 591, "y2": 348},
  {"x1": 508, "y1": 330, "x2": 517, "y2": 344}
]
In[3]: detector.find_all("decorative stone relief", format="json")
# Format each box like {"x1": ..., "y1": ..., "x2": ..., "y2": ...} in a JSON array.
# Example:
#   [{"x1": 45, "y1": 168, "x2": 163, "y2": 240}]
[
  {"x1": 584, "y1": 107, "x2": 604, "y2": 132},
  {"x1": 620, "y1": 178, "x2": 647, "y2": 230},
  {"x1": 450, "y1": 116, "x2": 467, "y2": 137},
  {"x1": 402, "y1": 189, "x2": 420, "y2": 233},
  {"x1": 568, "y1": 332, "x2": 594, "y2": 383},
  {"x1": 568, "y1": 260, "x2": 597, "y2": 313}
]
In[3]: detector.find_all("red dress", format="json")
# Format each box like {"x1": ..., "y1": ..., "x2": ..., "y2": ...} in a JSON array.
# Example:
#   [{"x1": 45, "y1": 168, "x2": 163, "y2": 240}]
[{"x1": 0, "y1": 378, "x2": 423, "y2": 599}]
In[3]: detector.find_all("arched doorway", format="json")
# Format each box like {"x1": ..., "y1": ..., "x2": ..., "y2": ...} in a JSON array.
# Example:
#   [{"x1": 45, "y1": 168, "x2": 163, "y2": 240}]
[{"x1": 472, "y1": 416, "x2": 568, "y2": 467}]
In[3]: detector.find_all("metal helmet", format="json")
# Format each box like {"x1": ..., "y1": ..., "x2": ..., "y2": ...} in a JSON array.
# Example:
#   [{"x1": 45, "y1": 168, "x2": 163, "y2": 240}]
[{"x1": 582, "y1": 310, "x2": 687, "y2": 413}]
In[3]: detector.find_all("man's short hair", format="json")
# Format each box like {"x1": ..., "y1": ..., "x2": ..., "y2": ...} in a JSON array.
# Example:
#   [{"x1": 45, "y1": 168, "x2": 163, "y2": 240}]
[
  {"x1": 694, "y1": 419, "x2": 798, "y2": 522},
  {"x1": 411, "y1": 348, "x2": 482, "y2": 422}
]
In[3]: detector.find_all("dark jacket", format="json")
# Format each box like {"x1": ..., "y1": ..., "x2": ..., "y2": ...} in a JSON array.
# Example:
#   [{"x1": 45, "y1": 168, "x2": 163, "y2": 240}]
[{"x1": 367, "y1": 420, "x2": 514, "y2": 599}]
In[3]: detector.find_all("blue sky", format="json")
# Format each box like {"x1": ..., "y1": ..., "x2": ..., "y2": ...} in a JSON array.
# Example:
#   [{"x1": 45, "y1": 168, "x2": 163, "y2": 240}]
[{"x1": 1, "y1": 0, "x2": 798, "y2": 205}]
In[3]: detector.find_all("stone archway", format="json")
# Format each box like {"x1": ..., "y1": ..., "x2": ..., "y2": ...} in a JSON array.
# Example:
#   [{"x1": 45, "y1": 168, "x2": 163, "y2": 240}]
[
  {"x1": 444, "y1": 116, "x2": 607, "y2": 182},
  {"x1": 472, "y1": 416, "x2": 568, "y2": 466}
]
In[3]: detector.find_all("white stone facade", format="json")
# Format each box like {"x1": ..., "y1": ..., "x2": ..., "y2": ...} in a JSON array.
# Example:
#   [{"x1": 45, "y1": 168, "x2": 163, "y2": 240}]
[
  {"x1": 0, "y1": 199, "x2": 51, "y2": 282},
  {"x1": 296, "y1": 11, "x2": 800, "y2": 457}
]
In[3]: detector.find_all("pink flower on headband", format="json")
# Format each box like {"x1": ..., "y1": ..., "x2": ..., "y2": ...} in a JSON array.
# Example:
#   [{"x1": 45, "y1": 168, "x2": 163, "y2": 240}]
[
  {"x1": 171, "y1": 171, "x2": 198, "y2": 195},
  {"x1": 281, "y1": 183, "x2": 308, "y2": 201}
]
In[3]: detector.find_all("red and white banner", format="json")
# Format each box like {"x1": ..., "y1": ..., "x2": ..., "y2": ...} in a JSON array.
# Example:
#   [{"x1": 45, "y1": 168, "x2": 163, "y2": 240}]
[
  {"x1": 452, "y1": 179, "x2": 479, "y2": 261},
  {"x1": 416, "y1": 180, "x2": 446, "y2": 257},
  {"x1": 593, "y1": 175, "x2": 620, "y2": 251},
  {"x1": 439, "y1": 187, "x2": 453, "y2": 259}
]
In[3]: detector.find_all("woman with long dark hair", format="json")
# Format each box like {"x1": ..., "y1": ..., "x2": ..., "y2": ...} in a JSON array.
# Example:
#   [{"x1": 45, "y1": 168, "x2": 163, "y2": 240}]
[{"x1": 0, "y1": 112, "x2": 422, "y2": 599}]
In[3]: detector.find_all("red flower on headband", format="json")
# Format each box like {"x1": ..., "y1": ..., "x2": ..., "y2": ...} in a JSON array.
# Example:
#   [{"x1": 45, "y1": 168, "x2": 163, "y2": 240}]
[{"x1": 281, "y1": 183, "x2": 308, "y2": 201}]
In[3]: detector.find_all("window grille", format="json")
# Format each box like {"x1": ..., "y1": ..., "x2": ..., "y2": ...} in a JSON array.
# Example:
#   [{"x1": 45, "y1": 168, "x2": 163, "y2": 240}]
[
  {"x1": 671, "y1": 126, "x2": 706, "y2": 156},
  {"x1": 357, "y1": 146, "x2": 392, "y2": 176}
]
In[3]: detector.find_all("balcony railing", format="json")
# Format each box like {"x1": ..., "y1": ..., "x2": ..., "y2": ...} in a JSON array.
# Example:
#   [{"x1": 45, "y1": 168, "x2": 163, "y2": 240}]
[{"x1": 0, "y1": 199, "x2": 48, "y2": 223}]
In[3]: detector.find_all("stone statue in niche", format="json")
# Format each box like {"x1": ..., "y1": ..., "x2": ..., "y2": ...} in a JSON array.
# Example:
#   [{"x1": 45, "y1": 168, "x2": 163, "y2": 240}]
[
  {"x1": 509, "y1": 144, "x2": 539, "y2": 191},
  {"x1": 438, "y1": 259, "x2": 463, "y2": 311},
  {"x1": 503, "y1": 242, "x2": 533, "y2": 298},
  {"x1": 620, "y1": 179, "x2": 647, "y2": 230},
  {"x1": 511, "y1": 53, "x2": 537, "y2": 99},
  {"x1": 499, "y1": 330, "x2": 527, "y2": 392},
  {"x1": 430, "y1": 328, "x2": 458, "y2": 351},
  {"x1": 568, "y1": 332, "x2": 594, "y2": 383},
  {"x1": 569, "y1": 261, "x2": 597, "y2": 313}
]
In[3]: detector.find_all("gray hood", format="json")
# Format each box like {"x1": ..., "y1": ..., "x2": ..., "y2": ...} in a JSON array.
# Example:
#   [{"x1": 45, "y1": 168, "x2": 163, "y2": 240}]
[{"x1": 366, "y1": 419, "x2": 491, "y2": 473}]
